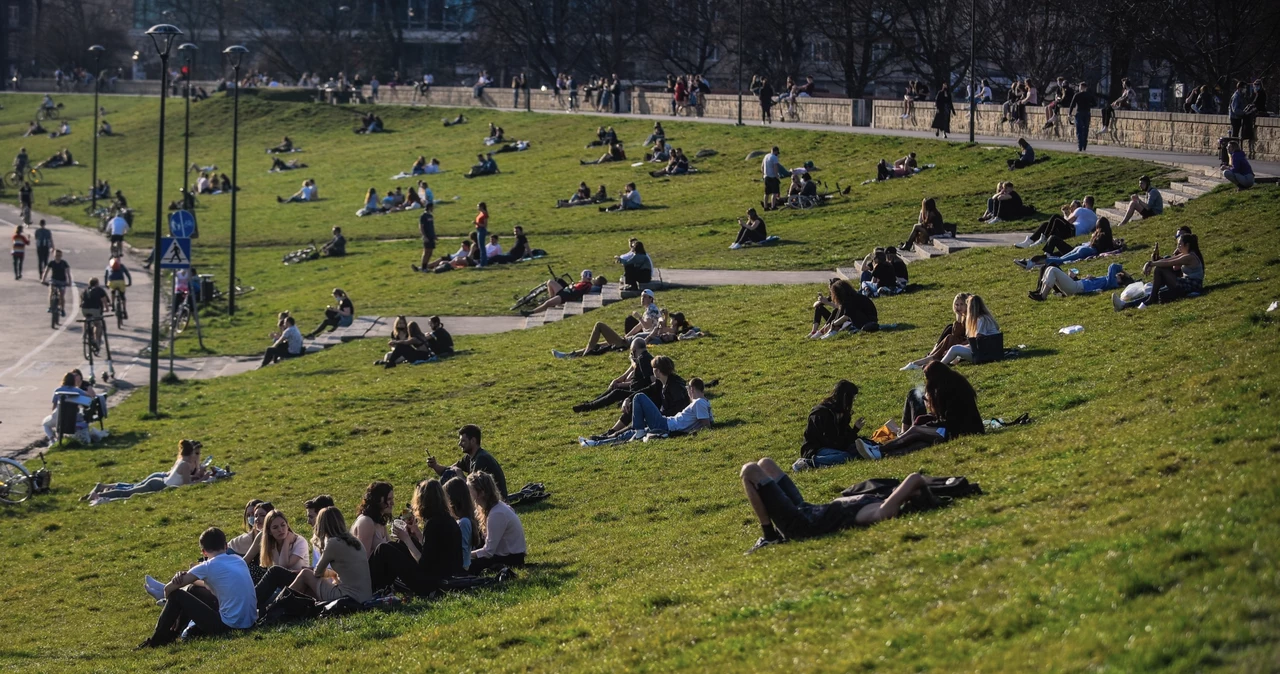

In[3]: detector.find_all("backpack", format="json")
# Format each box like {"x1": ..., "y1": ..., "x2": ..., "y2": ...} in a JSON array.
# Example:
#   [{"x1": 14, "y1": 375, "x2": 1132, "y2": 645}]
[{"x1": 256, "y1": 589, "x2": 321, "y2": 627}]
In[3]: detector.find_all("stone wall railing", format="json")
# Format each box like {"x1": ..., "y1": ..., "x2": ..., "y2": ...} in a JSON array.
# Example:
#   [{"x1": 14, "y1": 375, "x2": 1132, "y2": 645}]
[
  {"x1": 631, "y1": 92, "x2": 869, "y2": 126},
  {"x1": 871, "y1": 100, "x2": 1279, "y2": 161},
  {"x1": 14, "y1": 78, "x2": 221, "y2": 96}
]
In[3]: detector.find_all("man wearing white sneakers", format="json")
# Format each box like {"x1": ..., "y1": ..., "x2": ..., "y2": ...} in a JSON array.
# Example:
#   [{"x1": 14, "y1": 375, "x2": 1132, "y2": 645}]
[{"x1": 1015, "y1": 196, "x2": 1097, "y2": 249}]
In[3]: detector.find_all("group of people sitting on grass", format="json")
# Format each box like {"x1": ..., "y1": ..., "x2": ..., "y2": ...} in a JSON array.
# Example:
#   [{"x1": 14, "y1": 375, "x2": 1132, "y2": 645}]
[
  {"x1": 874, "y1": 153, "x2": 921, "y2": 181},
  {"x1": 354, "y1": 113, "x2": 385, "y2": 134},
  {"x1": 648, "y1": 147, "x2": 691, "y2": 177},
  {"x1": 375, "y1": 315, "x2": 454, "y2": 367},
  {"x1": 137, "y1": 425, "x2": 529, "y2": 648},
  {"x1": 557, "y1": 182, "x2": 610, "y2": 208},
  {"x1": 464, "y1": 153, "x2": 500, "y2": 178},
  {"x1": 195, "y1": 171, "x2": 235, "y2": 194},
  {"x1": 416, "y1": 224, "x2": 535, "y2": 274},
  {"x1": 856, "y1": 245, "x2": 909, "y2": 297},
  {"x1": 277, "y1": 179, "x2": 318, "y2": 204},
  {"x1": 357, "y1": 185, "x2": 428, "y2": 216},
  {"x1": 392, "y1": 156, "x2": 443, "y2": 180}
]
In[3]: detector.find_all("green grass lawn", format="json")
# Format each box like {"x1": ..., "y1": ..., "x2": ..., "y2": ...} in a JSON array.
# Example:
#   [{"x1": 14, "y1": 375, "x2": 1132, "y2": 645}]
[
  {"x1": 2, "y1": 92, "x2": 1169, "y2": 355},
  {"x1": 1, "y1": 95, "x2": 1279, "y2": 672}
]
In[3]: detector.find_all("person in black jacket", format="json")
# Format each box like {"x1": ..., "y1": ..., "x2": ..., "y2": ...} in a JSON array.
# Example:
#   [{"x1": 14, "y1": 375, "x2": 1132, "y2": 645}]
[
  {"x1": 587, "y1": 355, "x2": 690, "y2": 441},
  {"x1": 811, "y1": 279, "x2": 879, "y2": 338},
  {"x1": 878, "y1": 362, "x2": 983, "y2": 456},
  {"x1": 573, "y1": 339, "x2": 657, "y2": 412},
  {"x1": 794, "y1": 380, "x2": 879, "y2": 471},
  {"x1": 368, "y1": 479, "x2": 463, "y2": 595}
]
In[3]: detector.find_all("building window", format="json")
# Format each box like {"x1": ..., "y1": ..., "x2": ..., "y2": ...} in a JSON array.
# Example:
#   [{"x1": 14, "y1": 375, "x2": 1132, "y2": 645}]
[{"x1": 809, "y1": 39, "x2": 834, "y2": 64}]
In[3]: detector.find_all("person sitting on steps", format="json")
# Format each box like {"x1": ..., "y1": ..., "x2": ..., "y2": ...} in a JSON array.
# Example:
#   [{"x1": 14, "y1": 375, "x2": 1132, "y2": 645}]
[
  {"x1": 1117, "y1": 175, "x2": 1164, "y2": 225},
  {"x1": 260, "y1": 315, "x2": 304, "y2": 367},
  {"x1": 523, "y1": 269, "x2": 605, "y2": 315},
  {"x1": 901, "y1": 198, "x2": 954, "y2": 251},
  {"x1": 1015, "y1": 196, "x2": 1097, "y2": 248},
  {"x1": 304, "y1": 288, "x2": 354, "y2": 339},
  {"x1": 740, "y1": 458, "x2": 938, "y2": 554}
]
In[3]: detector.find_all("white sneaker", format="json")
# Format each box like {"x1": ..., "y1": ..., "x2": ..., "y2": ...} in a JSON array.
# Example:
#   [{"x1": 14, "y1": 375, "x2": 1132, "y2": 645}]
[
  {"x1": 144, "y1": 575, "x2": 166, "y2": 602},
  {"x1": 578, "y1": 436, "x2": 598, "y2": 447},
  {"x1": 855, "y1": 439, "x2": 882, "y2": 460},
  {"x1": 986, "y1": 217, "x2": 1001, "y2": 224},
  {"x1": 900, "y1": 361, "x2": 923, "y2": 371},
  {"x1": 729, "y1": 243, "x2": 741, "y2": 250},
  {"x1": 1111, "y1": 292, "x2": 1125, "y2": 312},
  {"x1": 820, "y1": 330, "x2": 838, "y2": 339},
  {"x1": 1014, "y1": 236, "x2": 1035, "y2": 249},
  {"x1": 792, "y1": 457, "x2": 812, "y2": 472},
  {"x1": 551, "y1": 350, "x2": 570, "y2": 359}
]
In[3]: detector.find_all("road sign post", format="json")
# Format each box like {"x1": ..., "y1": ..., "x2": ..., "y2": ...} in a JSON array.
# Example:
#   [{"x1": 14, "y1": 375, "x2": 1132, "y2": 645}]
[{"x1": 159, "y1": 237, "x2": 192, "y2": 270}]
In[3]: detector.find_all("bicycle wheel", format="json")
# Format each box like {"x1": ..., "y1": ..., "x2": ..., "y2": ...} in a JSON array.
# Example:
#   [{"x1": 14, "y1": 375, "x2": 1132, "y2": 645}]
[
  {"x1": 235, "y1": 285, "x2": 255, "y2": 297},
  {"x1": 0, "y1": 458, "x2": 33, "y2": 505},
  {"x1": 35, "y1": 109, "x2": 46, "y2": 121},
  {"x1": 175, "y1": 307, "x2": 191, "y2": 334},
  {"x1": 50, "y1": 292, "x2": 60, "y2": 329},
  {"x1": 3, "y1": 171, "x2": 16, "y2": 188}
]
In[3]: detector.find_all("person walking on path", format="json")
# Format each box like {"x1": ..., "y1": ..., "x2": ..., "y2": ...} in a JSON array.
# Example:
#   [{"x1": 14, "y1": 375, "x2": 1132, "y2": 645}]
[
  {"x1": 931, "y1": 83, "x2": 956, "y2": 139},
  {"x1": 33, "y1": 219, "x2": 53, "y2": 278},
  {"x1": 758, "y1": 77, "x2": 775, "y2": 125},
  {"x1": 1070, "y1": 82, "x2": 1095, "y2": 152}
]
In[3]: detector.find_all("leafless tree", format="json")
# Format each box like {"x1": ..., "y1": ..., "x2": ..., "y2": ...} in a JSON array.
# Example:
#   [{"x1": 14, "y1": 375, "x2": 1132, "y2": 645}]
[
  {"x1": 982, "y1": 0, "x2": 1088, "y2": 91},
  {"x1": 636, "y1": 0, "x2": 732, "y2": 79},
  {"x1": 1141, "y1": 0, "x2": 1280, "y2": 92},
  {"x1": 885, "y1": 0, "x2": 972, "y2": 92},
  {"x1": 813, "y1": 0, "x2": 898, "y2": 96},
  {"x1": 35, "y1": 0, "x2": 130, "y2": 71},
  {"x1": 468, "y1": 0, "x2": 593, "y2": 83}
]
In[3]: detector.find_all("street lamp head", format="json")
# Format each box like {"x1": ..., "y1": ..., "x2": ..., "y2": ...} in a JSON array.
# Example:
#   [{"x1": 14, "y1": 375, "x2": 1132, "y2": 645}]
[
  {"x1": 223, "y1": 45, "x2": 249, "y2": 69},
  {"x1": 145, "y1": 24, "x2": 183, "y2": 59},
  {"x1": 178, "y1": 43, "x2": 199, "y2": 54},
  {"x1": 88, "y1": 45, "x2": 106, "y2": 54}
]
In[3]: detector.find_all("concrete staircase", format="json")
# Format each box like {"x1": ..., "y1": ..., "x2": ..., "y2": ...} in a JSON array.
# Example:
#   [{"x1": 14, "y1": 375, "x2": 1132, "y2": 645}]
[
  {"x1": 1095, "y1": 168, "x2": 1227, "y2": 224},
  {"x1": 305, "y1": 316, "x2": 383, "y2": 353},
  {"x1": 522, "y1": 283, "x2": 625, "y2": 329}
]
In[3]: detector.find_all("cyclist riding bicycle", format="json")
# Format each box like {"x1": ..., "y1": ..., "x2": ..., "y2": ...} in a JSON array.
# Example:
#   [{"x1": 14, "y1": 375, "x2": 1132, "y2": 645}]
[
  {"x1": 107, "y1": 211, "x2": 129, "y2": 256},
  {"x1": 40, "y1": 94, "x2": 55, "y2": 112},
  {"x1": 40, "y1": 249, "x2": 72, "y2": 316},
  {"x1": 104, "y1": 257, "x2": 132, "y2": 320},
  {"x1": 80, "y1": 278, "x2": 110, "y2": 351}
]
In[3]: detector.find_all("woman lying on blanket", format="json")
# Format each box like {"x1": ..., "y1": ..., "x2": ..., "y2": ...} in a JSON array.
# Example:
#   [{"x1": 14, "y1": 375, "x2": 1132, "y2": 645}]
[
  {"x1": 901, "y1": 295, "x2": 997, "y2": 369},
  {"x1": 84, "y1": 439, "x2": 207, "y2": 502},
  {"x1": 977, "y1": 181, "x2": 1033, "y2": 223},
  {"x1": 1016, "y1": 218, "x2": 1116, "y2": 269},
  {"x1": 875, "y1": 153, "x2": 918, "y2": 181},
  {"x1": 877, "y1": 362, "x2": 983, "y2": 456},
  {"x1": 811, "y1": 278, "x2": 879, "y2": 338},
  {"x1": 1114, "y1": 232, "x2": 1205, "y2": 310},
  {"x1": 901, "y1": 198, "x2": 955, "y2": 251}
]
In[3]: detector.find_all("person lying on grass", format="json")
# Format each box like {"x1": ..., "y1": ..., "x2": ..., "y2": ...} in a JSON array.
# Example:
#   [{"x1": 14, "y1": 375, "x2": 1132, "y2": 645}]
[
  {"x1": 523, "y1": 269, "x2": 605, "y2": 315},
  {"x1": 278, "y1": 506, "x2": 372, "y2": 605},
  {"x1": 277, "y1": 178, "x2": 317, "y2": 204},
  {"x1": 84, "y1": 439, "x2": 207, "y2": 503},
  {"x1": 552, "y1": 289, "x2": 666, "y2": 359},
  {"x1": 1028, "y1": 262, "x2": 1132, "y2": 302},
  {"x1": 260, "y1": 315, "x2": 304, "y2": 367},
  {"x1": 874, "y1": 152, "x2": 917, "y2": 181},
  {"x1": 428, "y1": 424, "x2": 510, "y2": 499},
  {"x1": 304, "y1": 288, "x2": 354, "y2": 339},
  {"x1": 427, "y1": 239, "x2": 476, "y2": 273},
  {"x1": 729, "y1": 208, "x2": 769, "y2": 249},
  {"x1": 494, "y1": 140, "x2": 531, "y2": 153},
  {"x1": 741, "y1": 458, "x2": 938, "y2": 554},
  {"x1": 977, "y1": 181, "x2": 1033, "y2": 223},
  {"x1": 793, "y1": 380, "x2": 879, "y2": 471},
  {"x1": 811, "y1": 278, "x2": 879, "y2": 339},
  {"x1": 900, "y1": 197, "x2": 955, "y2": 252},
  {"x1": 600, "y1": 183, "x2": 641, "y2": 212},
  {"x1": 270, "y1": 157, "x2": 306, "y2": 171},
  {"x1": 1117, "y1": 175, "x2": 1164, "y2": 226},
  {"x1": 442, "y1": 113, "x2": 467, "y2": 127},
  {"x1": 138, "y1": 527, "x2": 257, "y2": 648},
  {"x1": 581, "y1": 141, "x2": 626, "y2": 165},
  {"x1": 267, "y1": 136, "x2": 293, "y2": 153},
  {"x1": 573, "y1": 338, "x2": 658, "y2": 413},
  {"x1": 901, "y1": 294, "x2": 998, "y2": 369},
  {"x1": 1015, "y1": 217, "x2": 1116, "y2": 269},
  {"x1": 558, "y1": 182, "x2": 604, "y2": 208},
  {"x1": 583, "y1": 355, "x2": 691, "y2": 442},
  {"x1": 882, "y1": 361, "x2": 983, "y2": 456},
  {"x1": 368, "y1": 479, "x2": 463, "y2": 596},
  {"x1": 580, "y1": 377, "x2": 711, "y2": 445},
  {"x1": 1015, "y1": 196, "x2": 1097, "y2": 249},
  {"x1": 1114, "y1": 232, "x2": 1205, "y2": 311}
]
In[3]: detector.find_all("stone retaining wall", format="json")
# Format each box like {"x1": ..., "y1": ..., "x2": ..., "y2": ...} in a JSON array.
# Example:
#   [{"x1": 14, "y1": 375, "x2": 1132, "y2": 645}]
[
  {"x1": 871, "y1": 100, "x2": 1279, "y2": 161},
  {"x1": 631, "y1": 92, "x2": 867, "y2": 126}
]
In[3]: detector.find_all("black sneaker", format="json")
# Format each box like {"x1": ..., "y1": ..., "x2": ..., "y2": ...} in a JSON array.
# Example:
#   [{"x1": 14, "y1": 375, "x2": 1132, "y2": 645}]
[
  {"x1": 410, "y1": 264, "x2": 421, "y2": 272},
  {"x1": 745, "y1": 536, "x2": 781, "y2": 555},
  {"x1": 571, "y1": 404, "x2": 588, "y2": 413},
  {"x1": 1027, "y1": 291, "x2": 1044, "y2": 302}
]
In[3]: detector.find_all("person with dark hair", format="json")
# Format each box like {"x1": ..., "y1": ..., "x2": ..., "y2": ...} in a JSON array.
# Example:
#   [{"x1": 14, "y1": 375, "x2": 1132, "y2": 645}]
[
  {"x1": 600, "y1": 183, "x2": 642, "y2": 212},
  {"x1": 382, "y1": 318, "x2": 435, "y2": 368},
  {"x1": 425, "y1": 316, "x2": 454, "y2": 356},
  {"x1": 1007, "y1": 138, "x2": 1035, "y2": 170},
  {"x1": 580, "y1": 141, "x2": 625, "y2": 165},
  {"x1": 858, "y1": 248, "x2": 900, "y2": 296},
  {"x1": 901, "y1": 198, "x2": 954, "y2": 251},
  {"x1": 303, "y1": 494, "x2": 337, "y2": 566},
  {"x1": 558, "y1": 182, "x2": 594, "y2": 208},
  {"x1": 84, "y1": 439, "x2": 207, "y2": 502},
  {"x1": 583, "y1": 377, "x2": 711, "y2": 444},
  {"x1": 368, "y1": 480, "x2": 463, "y2": 595},
  {"x1": 1015, "y1": 196, "x2": 1097, "y2": 248},
  {"x1": 573, "y1": 338, "x2": 658, "y2": 414},
  {"x1": 1069, "y1": 81, "x2": 1095, "y2": 152},
  {"x1": 139, "y1": 527, "x2": 256, "y2": 648},
  {"x1": 351, "y1": 481, "x2": 395, "y2": 559},
  {"x1": 616, "y1": 238, "x2": 653, "y2": 288},
  {"x1": 488, "y1": 226, "x2": 530, "y2": 264},
  {"x1": 1028, "y1": 262, "x2": 1132, "y2": 302},
  {"x1": 584, "y1": 354, "x2": 691, "y2": 442},
  {"x1": 304, "y1": 288, "x2": 354, "y2": 339},
  {"x1": 428, "y1": 424, "x2": 508, "y2": 499},
  {"x1": 794, "y1": 380, "x2": 878, "y2": 471},
  {"x1": 321, "y1": 226, "x2": 346, "y2": 257},
  {"x1": 885, "y1": 246, "x2": 909, "y2": 285},
  {"x1": 931, "y1": 83, "x2": 955, "y2": 138},
  {"x1": 740, "y1": 458, "x2": 936, "y2": 554},
  {"x1": 410, "y1": 202, "x2": 437, "y2": 272},
  {"x1": 811, "y1": 278, "x2": 879, "y2": 338},
  {"x1": 552, "y1": 289, "x2": 664, "y2": 359},
  {"x1": 978, "y1": 181, "x2": 1029, "y2": 223},
  {"x1": 757, "y1": 77, "x2": 775, "y2": 124},
  {"x1": 1016, "y1": 217, "x2": 1116, "y2": 269},
  {"x1": 730, "y1": 208, "x2": 769, "y2": 249},
  {"x1": 1117, "y1": 176, "x2": 1163, "y2": 226},
  {"x1": 761, "y1": 146, "x2": 786, "y2": 210},
  {"x1": 879, "y1": 362, "x2": 983, "y2": 456},
  {"x1": 259, "y1": 316, "x2": 304, "y2": 368},
  {"x1": 1115, "y1": 232, "x2": 1205, "y2": 309},
  {"x1": 1221, "y1": 140, "x2": 1254, "y2": 190}
]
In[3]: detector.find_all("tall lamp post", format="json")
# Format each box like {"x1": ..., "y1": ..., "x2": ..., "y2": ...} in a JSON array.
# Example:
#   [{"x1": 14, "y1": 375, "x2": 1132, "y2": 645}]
[
  {"x1": 178, "y1": 43, "x2": 197, "y2": 208},
  {"x1": 224, "y1": 45, "x2": 248, "y2": 316},
  {"x1": 735, "y1": 0, "x2": 744, "y2": 126},
  {"x1": 145, "y1": 24, "x2": 183, "y2": 416},
  {"x1": 968, "y1": 0, "x2": 976, "y2": 143},
  {"x1": 88, "y1": 45, "x2": 105, "y2": 215}
]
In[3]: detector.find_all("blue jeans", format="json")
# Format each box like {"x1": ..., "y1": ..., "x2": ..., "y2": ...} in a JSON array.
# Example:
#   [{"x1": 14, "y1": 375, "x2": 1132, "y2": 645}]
[
  {"x1": 475, "y1": 226, "x2": 488, "y2": 266},
  {"x1": 811, "y1": 447, "x2": 853, "y2": 467},
  {"x1": 630, "y1": 393, "x2": 669, "y2": 433},
  {"x1": 1046, "y1": 245, "x2": 1096, "y2": 266},
  {"x1": 1075, "y1": 114, "x2": 1090, "y2": 151}
]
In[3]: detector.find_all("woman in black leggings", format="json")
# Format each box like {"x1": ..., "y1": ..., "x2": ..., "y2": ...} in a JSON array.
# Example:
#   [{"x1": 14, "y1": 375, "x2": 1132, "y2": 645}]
[{"x1": 573, "y1": 339, "x2": 657, "y2": 412}]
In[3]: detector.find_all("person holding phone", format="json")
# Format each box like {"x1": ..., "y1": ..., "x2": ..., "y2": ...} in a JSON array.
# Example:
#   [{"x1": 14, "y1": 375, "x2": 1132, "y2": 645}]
[
  {"x1": 427, "y1": 425, "x2": 508, "y2": 500},
  {"x1": 794, "y1": 380, "x2": 877, "y2": 471}
]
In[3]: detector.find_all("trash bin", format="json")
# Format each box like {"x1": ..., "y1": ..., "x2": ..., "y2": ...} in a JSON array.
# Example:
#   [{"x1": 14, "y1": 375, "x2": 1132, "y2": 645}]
[{"x1": 199, "y1": 274, "x2": 216, "y2": 305}]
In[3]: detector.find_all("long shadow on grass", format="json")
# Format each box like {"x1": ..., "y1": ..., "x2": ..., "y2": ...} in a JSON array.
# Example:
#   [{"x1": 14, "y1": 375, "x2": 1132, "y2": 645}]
[{"x1": 1006, "y1": 347, "x2": 1057, "y2": 361}]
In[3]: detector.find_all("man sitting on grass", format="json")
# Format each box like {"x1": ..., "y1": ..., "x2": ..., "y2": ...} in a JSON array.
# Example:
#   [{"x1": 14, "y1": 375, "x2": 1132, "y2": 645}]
[
  {"x1": 260, "y1": 316, "x2": 304, "y2": 368},
  {"x1": 321, "y1": 226, "x2": 346, "y2": 257},
  {"x1": 740, "y1": 459, "x2": 938, "y2": 554},
  {"x1": 581, "y1": 355, "x2": 691, "y2": 443},
  {"x1": 581, "y1": 377, "x2": 711, "y2": 445},
  {"x1": 464, "y1": 153, "x2": 499, "y2": 179},
  {"x1": 1117, "y1": 175, "x2": 1163, "y2": 226},
  {"x1": 139, "y1": 527, "x2": 257, "y2": 648},
  {"x1": 427, "y1": 424, "x2": 508, "y2": 499},
  {"x1": 600, "y1": 183, "x2": 641, "y2": 212}
]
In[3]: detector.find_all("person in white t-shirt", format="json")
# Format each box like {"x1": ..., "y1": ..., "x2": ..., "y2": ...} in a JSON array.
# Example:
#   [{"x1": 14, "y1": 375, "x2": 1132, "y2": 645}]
[
  {"x1": 1016, "y1": 196, "x2": 1098, "y2": 248},
  {"x1": 140, "y1": 527, "x2": 257, "y2": 647},
  {"x1": 484, "y1": 234, "x2": 503, "y2": 259},
  {"x1": 624, "y1": 377, "x2": 712, "y2": 440}
]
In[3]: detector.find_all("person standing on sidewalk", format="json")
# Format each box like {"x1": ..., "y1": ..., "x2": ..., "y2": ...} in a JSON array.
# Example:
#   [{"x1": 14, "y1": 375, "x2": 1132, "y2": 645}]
[
  {"x1": 1069, "y1": 81, "x2": 1095, "y2": 152},
  {"x1": 474, "y1": 202, "x2": 489, "y2": 267},
  {"x1": 34, "y1": 219, "x2": 53, "y2": 277},
  {"x1": 11, "y1": 224, "x2": 30, "y2": 280}
]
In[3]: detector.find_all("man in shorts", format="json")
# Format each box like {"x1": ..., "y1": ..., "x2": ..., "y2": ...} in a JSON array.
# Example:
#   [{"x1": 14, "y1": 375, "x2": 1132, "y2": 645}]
[
  {"x1": 103, "y1": 257, "x2": 132, "y2": 319},
  {"x1": 761, "y1": 146, "x2": 787, "y2": 211},
  {"x1": 412, "y1": 202, "x2": 436, "y2": 271},
  {"x1": 523, "y1": 269, "x2": 601, "y2": 316},
  {"x1": 107, "y1": 211, "x2": 129, "y2": 256},
  {"x1": 40, "y1": 249, "x2": 73, "y2": 316},
  {"x1": 740, "y1": 457, "x2": 935, "y2": 554},
  {"x1": 80, "y1": 278, "x2": 110, "y2": 351}
]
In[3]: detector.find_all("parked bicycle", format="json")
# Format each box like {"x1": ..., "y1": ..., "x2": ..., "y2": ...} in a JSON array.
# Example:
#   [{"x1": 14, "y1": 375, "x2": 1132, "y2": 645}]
[
  {"x1": 48, "y1": 193, "x2": 92, "y2": 207},
  {"x1": 210, "y1": 277, "x2": 255, "y2": 300},
  {"x1": 282, "y1": 243, "x2": 318, "y2": 265},
  {"x1": 511, "y1": 265, "x2": 571, "y2": 311},
  {"x1": 0, "y1": 453, "x2": 51, "y2": 506}
]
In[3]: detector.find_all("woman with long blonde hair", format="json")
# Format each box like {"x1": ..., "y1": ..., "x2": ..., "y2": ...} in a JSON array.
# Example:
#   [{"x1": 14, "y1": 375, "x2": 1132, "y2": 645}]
[
  {"x1": 286, "y1": 507, "x2": 374, "y2": 604},
  {"x1": 251, "y1": 510, "x2": 311, "y2": 605},
  {"x1": 469, "y1": 472, "x2": 527, "y2": 572},
  {"x1": 902, "y1": 293, "x2": 972, "y2": 371}
]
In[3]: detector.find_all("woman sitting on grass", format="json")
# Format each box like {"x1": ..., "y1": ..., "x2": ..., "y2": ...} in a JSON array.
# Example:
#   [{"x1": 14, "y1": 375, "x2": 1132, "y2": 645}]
[
  {"x1": 581, "y1": 141, "x2": 626, "y2": 165},
  {"x1": 444, "y1": 478, "x2": 480, "y2": 572},
  {"x1": 573, "y1": 338, "x2": 657, "y2": 412},
  {"x1": 469, "y1": 472, "x2": 527, "y2": 572},
  {"x1": 811, "y1": 278, "x2": 879, "y2": 338},
  {"x1": 902, "y1": 295, "x2": 997, "y2": 368},
  {"x1": 227, "y1": 499, "x2": 266, "y2": 557},
  {"x1": 84, "y1": 439, "x2": 206, "y2": 503},
  {"x1": 1016, "y1": 218, "x2": 1116, "y2": 269},
  {"x1": 900, "y1": 293, "x2": 970, "y2": 370},
  {"x1": 977, "y1": 181, "x2": 1032, "y2": 223},
  {"x1": 279, "y1": 507, "x2": 372, "y2": 605},
  {"x1": 267, "y1": 136, "x2": 294, "y2": 153},
  {"x1": 375, "y1": 316, "x2": 432, "y2": 368},
  {"x1": 877, "y1": 362, "x2": 983, "y2": 456},
  {"x1": 249, "y1": 510, "x2": 311, "y2": 606},
  {"x1": 859, "y1": 248, "x2": 904, "y2": 296},
  {"x1": 1007, "y1": 137, "x2": 1035, "y2": 170},
  {"x1": 901, "y1": 198, "x2": 954, "y2": 251},
  {"x1": 558, "y1": 182, "x2": 594, "y2": 208},
  {"x1": 730, "y1": 208, "x2": 769, "y2": 249},
  {"x1": 1115, "y1": 233, "x2": 1205, "y2": 310},
  {"x1": 368, "y1": 480, "x2": 463, "y2": 594},
  {"x1": 352, "y1": 482, "x2": 394, "y2": 560},
  {"x1": 304, "y1": 288, "x2": 355, "y2": 339},
  {"x1": 793, "y1": 379, "x2": 875, "y2": 471}
]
